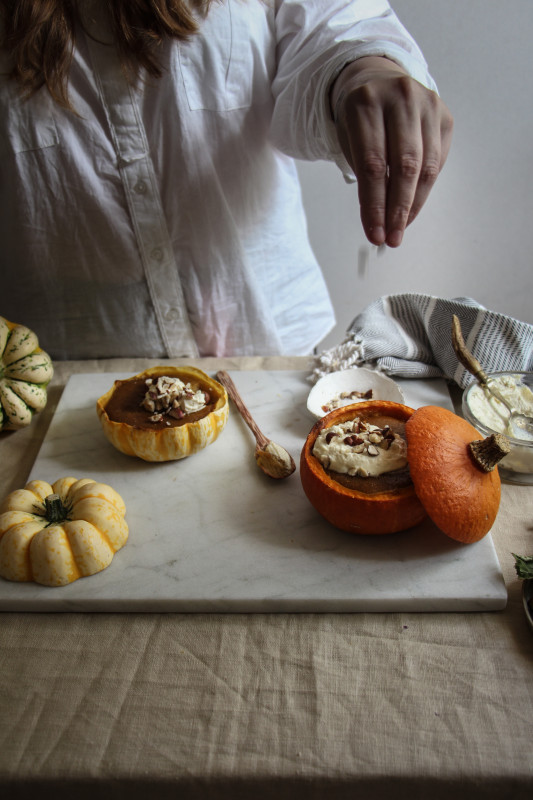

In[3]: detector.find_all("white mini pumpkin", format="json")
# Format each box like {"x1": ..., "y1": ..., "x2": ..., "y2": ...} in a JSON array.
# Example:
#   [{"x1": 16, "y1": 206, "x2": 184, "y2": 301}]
[{"x1": 0, "y1": 477, "x2": 129, "y2": 586}]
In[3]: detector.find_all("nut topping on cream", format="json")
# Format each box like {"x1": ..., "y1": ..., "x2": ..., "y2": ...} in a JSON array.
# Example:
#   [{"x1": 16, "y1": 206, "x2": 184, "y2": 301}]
[
  {"x1": 140, "y1": 376, "x2": 209, "y2": 423},
  {"x1": 313, "y1": 417, "x2": 407, "y2": 477}
]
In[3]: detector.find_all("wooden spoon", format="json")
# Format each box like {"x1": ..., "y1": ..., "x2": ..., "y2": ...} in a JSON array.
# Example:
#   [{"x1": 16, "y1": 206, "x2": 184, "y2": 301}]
[{"x1": 216, "y1": 370, "x2": 296, "y2": 479}]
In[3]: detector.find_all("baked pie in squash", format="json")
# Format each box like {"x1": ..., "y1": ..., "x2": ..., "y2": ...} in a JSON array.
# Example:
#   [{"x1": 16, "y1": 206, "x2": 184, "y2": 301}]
[{"x1": 97, "y1": 366, "x2": 229, "y2": 462}]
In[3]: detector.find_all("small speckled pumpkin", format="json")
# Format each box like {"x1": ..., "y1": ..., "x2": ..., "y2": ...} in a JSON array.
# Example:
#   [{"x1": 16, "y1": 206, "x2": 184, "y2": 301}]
[
  {"x1": 0, "y1": 478, "x2": 128, "y2": 586},
  {"x1": 96, "y1": 366, "x2": 229, "y2": 462},
  {"x1": 0, "y1": 316, "x2": 53, "y2": 431}
]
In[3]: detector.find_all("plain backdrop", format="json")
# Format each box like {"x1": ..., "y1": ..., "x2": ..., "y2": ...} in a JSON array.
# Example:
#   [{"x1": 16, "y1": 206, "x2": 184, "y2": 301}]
[{"x1": 296, "y1": 0, "x2": 533, "y2": 350}]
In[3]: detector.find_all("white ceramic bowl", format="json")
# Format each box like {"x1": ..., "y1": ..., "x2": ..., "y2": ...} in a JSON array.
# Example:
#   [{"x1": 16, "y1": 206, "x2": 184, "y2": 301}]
[
  {"x1": 307, "y1": 367, "x2": 405, "y2": 420},
  {"x1": 462, "y1": 371, "x2": 533, "y2": 485}
]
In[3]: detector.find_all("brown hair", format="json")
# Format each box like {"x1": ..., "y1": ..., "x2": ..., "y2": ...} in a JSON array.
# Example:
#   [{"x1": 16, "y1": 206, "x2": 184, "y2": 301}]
[{"x1": 2, "y1": 0, "x2": 215, "y2": 108}]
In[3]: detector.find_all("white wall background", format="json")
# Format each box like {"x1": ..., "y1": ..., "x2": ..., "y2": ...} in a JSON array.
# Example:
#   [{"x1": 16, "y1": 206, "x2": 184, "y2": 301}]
[{"x1": 297, "y1": 0, "x2": 533, "y2": 350}]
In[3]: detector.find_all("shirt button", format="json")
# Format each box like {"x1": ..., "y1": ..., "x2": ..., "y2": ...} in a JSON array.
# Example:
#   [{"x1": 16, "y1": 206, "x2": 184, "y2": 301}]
[
  {"x1": 151, "y1": 247, "x2": 163, "y2": 261},
  {"x1": 134, "y1": 180, "x2": 147, "y2": 194},
  {"x1": 164, "y1": 308, "x2": 180, "y2": 321}
]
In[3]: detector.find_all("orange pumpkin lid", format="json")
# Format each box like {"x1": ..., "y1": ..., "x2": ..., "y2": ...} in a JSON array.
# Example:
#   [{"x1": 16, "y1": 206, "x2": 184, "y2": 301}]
[{"x1": 405, "y1": 405, "x2": 510, "y2": 544}]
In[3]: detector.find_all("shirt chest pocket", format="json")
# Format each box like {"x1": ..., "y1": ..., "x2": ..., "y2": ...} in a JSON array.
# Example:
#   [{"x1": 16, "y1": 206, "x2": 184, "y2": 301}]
[
  {"x1": 0, "y1": 75, "x2": 59, "y2": 157},
  {"x1": 178, "y1": 0, "x2": 255, "y2": 111}
]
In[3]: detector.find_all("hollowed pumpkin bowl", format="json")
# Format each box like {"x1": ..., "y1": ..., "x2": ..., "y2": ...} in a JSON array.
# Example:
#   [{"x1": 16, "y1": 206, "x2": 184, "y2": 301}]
[
  {"x1": 300, "y1": 400, "x2": 426, "y2": 535},
  {"x1": 96, "y1": 366, "x2": 229, "y2": 462}
]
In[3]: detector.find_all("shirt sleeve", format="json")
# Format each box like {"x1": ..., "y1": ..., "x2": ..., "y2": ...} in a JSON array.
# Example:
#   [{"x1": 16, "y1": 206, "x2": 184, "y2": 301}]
[{"x1": 270, "y1": 0, "x2": 438, "y2": 177}]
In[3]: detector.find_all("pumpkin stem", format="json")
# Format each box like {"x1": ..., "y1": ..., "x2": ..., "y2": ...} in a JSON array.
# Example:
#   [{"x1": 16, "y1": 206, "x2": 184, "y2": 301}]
[
  {"x1": 468, "y1": 433, "x2": 511, "y2": 473},
  {"x1": 44, "y1": 493, "x2": 71, "y2": 524}
]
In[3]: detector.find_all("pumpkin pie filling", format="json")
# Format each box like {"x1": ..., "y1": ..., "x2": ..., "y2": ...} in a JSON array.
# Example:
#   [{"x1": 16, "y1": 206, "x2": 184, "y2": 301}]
[
  {"x1": 313, "y1": 413, "x2": 412, "y2": 495},
  {"x1": 104, "y1": 376, "x2": 216, "y2": 431}
]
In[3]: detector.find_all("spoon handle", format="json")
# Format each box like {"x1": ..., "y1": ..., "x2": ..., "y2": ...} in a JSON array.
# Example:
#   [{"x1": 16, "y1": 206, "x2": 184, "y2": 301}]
[
  {"x1": 216, "y1": 370, "x2": 270, "y2": 449},
  {"x1": 451, "y1": 315, "x2": 489, "y2": 385}
]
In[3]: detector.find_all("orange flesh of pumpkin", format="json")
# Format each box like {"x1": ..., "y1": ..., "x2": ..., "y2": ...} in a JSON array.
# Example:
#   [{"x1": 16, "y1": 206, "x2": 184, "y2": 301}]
[{"x1": 405, "y1": 405, "x2": 501, "y2": 543}]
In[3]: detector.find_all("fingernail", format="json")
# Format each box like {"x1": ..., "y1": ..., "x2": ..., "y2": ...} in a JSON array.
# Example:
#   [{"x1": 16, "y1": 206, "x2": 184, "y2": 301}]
[
  {"x1": 369, "y1": 226, "x2": 386, "y2": 245},
  {"x1": 387, "y1": 229, "x2": 403, "y2": 248}
]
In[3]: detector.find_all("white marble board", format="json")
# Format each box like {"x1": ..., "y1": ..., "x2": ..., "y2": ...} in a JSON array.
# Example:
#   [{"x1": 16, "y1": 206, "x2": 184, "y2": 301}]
[{"x1": 0, "y1": 371, "x2": 507, "y2": 612}]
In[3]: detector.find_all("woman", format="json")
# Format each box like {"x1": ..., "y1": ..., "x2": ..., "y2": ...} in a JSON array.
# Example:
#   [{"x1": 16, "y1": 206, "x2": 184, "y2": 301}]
[{"x1": 0, "y1": 0, "x2": 452, "y2": 358}]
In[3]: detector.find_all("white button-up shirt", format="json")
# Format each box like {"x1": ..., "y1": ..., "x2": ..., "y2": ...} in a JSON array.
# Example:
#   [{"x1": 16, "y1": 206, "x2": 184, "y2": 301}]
[{"x1": 0, "y1": 0, "x2": 436, "y2": 358}]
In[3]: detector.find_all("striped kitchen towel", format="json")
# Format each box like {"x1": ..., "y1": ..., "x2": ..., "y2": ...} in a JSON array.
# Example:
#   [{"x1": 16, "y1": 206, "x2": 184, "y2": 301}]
[{"x1": 310, "y1": 294, "x2": 533, "y2": 388}]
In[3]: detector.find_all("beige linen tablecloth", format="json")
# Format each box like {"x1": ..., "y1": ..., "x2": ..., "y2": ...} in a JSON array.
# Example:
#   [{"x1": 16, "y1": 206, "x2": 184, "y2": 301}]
[{"x1": 1, "y1": 358, "x2": 532, "y2": 800}]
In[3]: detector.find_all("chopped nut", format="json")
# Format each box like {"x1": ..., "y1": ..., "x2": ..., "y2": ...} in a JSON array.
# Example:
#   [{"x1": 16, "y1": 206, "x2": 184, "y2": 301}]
[{"x1": 140, "y1": 375, "x2": 208, "y2": 420}]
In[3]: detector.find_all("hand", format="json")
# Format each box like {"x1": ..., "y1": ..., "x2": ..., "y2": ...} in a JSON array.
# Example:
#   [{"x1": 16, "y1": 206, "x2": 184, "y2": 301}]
[{"x1": 331, "y1": 56, "x2": 453, "y2": 247}]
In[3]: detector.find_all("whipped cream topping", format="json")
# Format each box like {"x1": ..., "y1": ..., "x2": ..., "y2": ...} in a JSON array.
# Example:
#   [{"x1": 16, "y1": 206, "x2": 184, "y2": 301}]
[
  {"x1": 467, "y1": 374, "x2": 533, "y2": 442},
  {"x1": 313, "y1": 417, "x2": 407, "y2": 477},
  {"x1": 466, "y1": 374, "x2": 533, "y2": 474}
]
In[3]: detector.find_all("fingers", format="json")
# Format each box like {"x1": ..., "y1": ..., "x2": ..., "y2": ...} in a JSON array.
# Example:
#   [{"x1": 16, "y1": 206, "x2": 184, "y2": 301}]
[
  {"x1": 335, "y1": 86, "x2": 389, "y2": 246},
  {"x1": 385, "y1": 84, "x2": 453, "y2": 246},
  {"x1": 383, "y1": 77, "x2": 430, "y2": 247},
  {"x1": 403, "y1": 95, "x2": 453, "y2": 229},
  {"x1": 333, "y1": 68, "x2": 453, "y2": 248}
]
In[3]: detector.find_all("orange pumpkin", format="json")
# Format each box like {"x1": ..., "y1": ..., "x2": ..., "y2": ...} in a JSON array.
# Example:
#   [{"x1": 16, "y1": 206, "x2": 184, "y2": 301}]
[
  {"x1": 300, "y1": 401, "x2": 426, "y2": 535},
  {"x1": 405, "y1": 404, "x2": 507, "y2": 543},
  {"x1": 300, "y1": 401, "x2": 509, "y2": 541}
]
